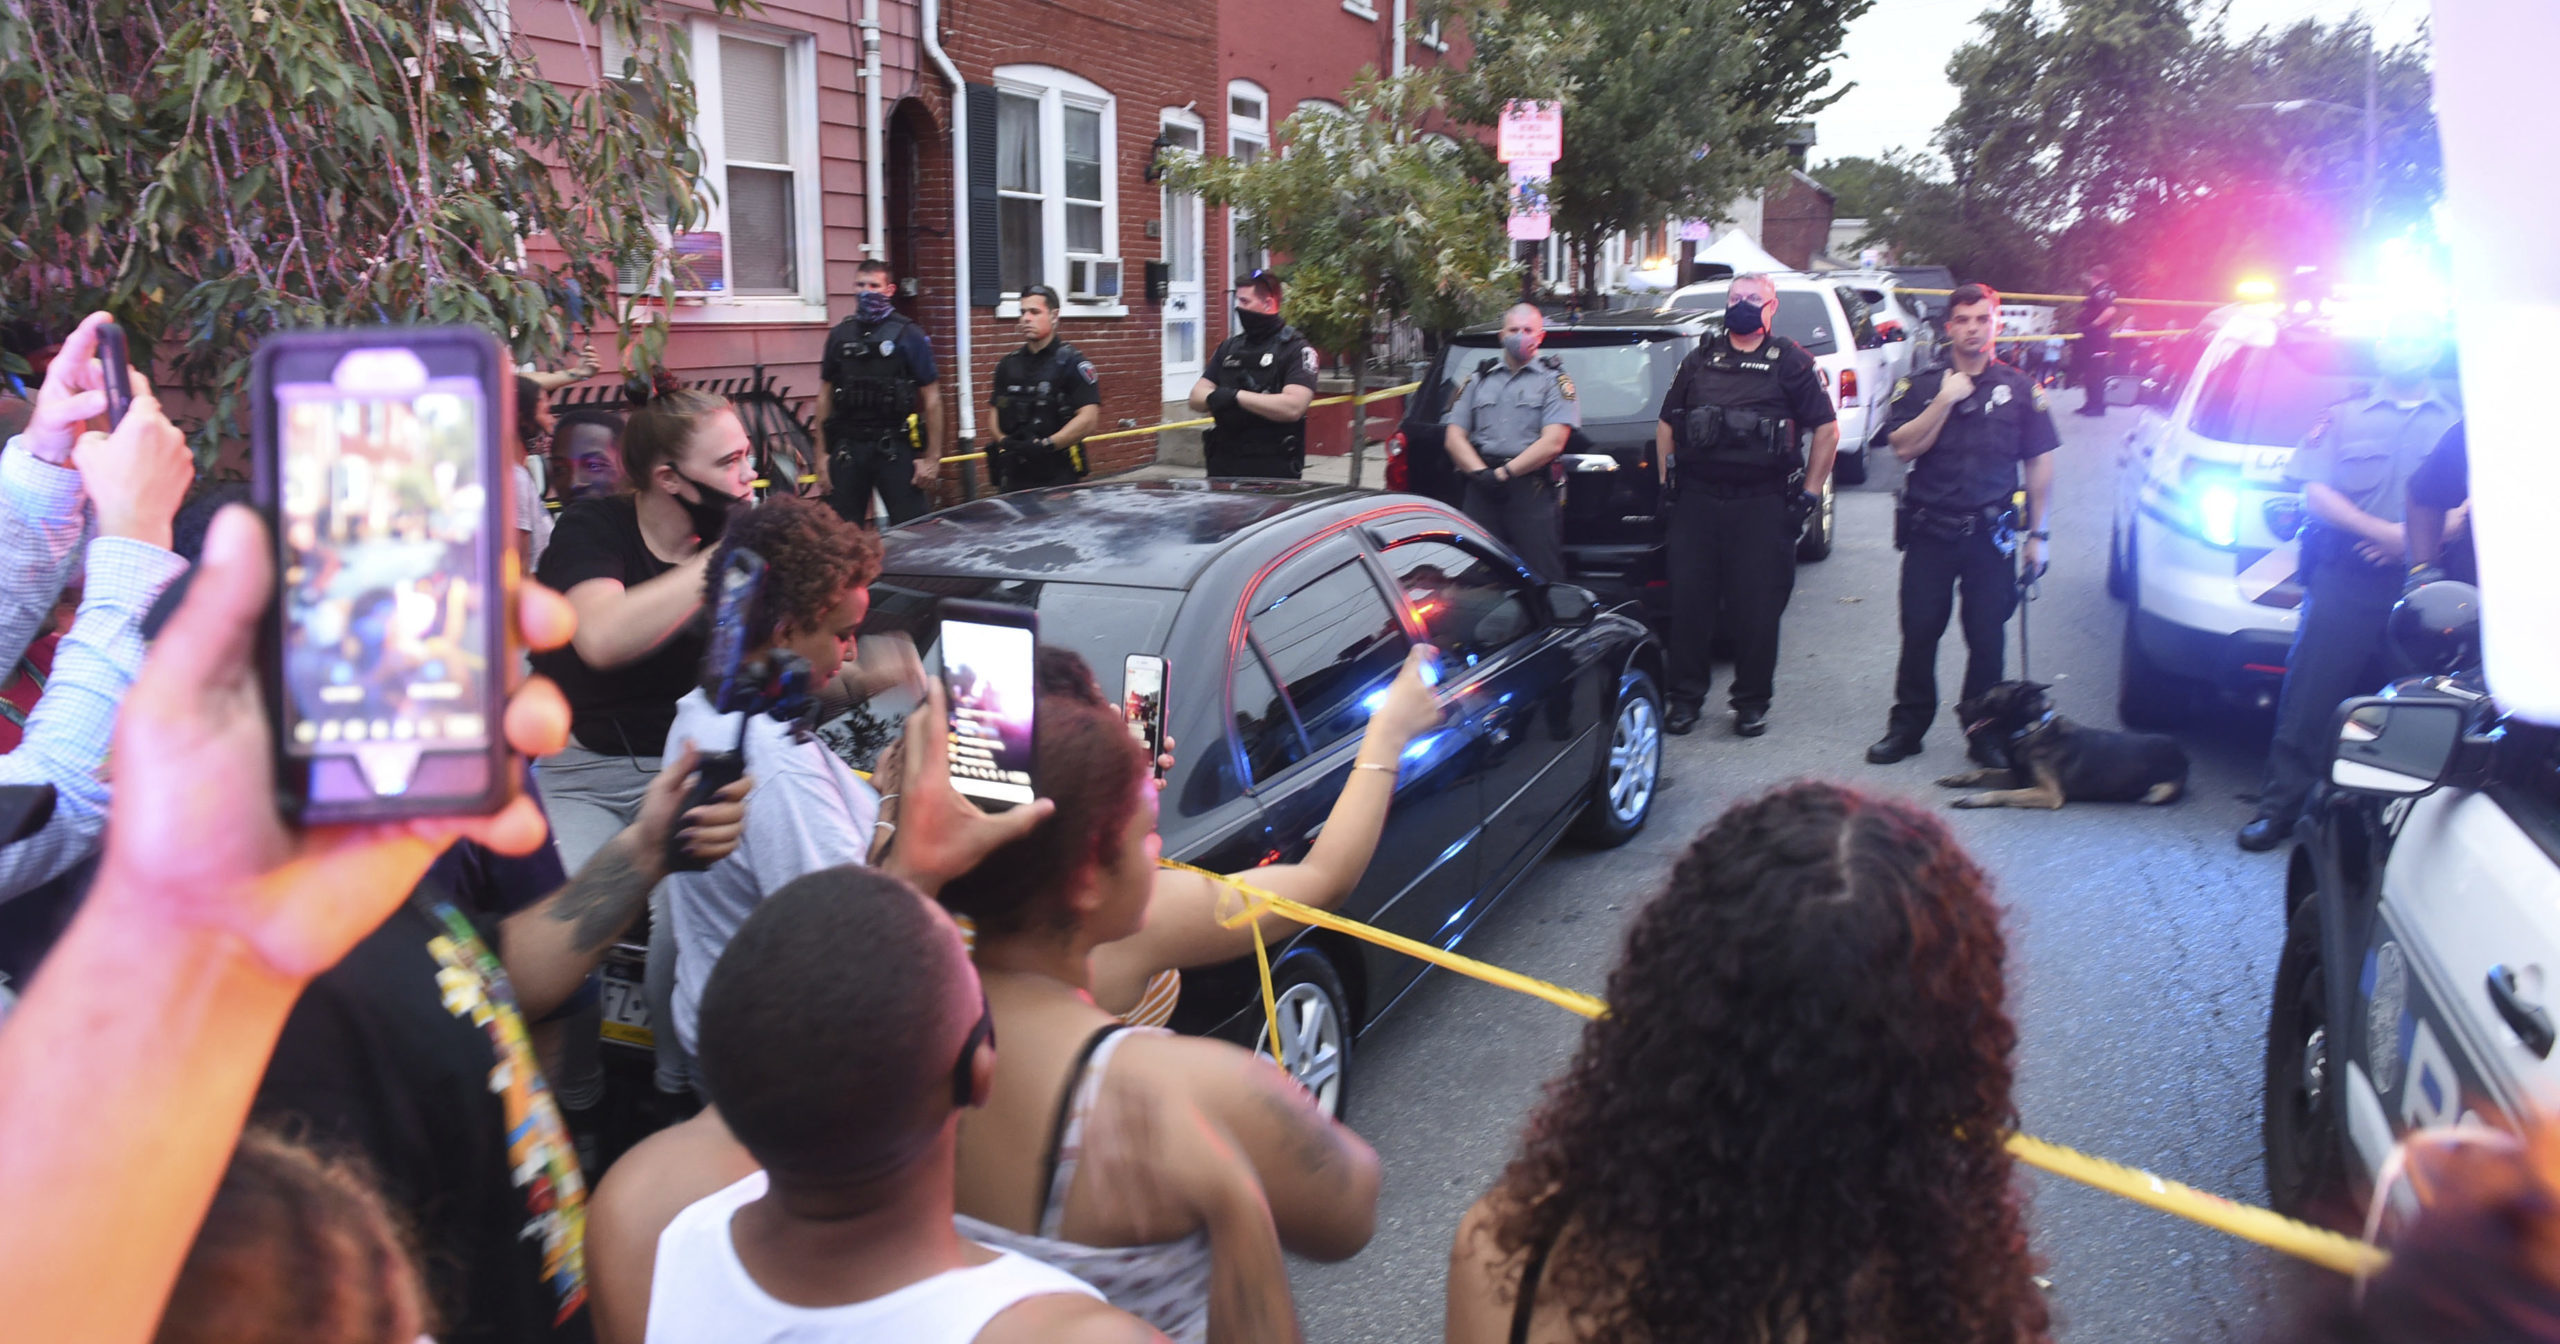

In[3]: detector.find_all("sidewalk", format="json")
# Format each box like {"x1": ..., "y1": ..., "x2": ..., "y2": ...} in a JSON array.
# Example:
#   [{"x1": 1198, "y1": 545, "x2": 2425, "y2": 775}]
[{"x1": 1105, "y1": 449, "x2": 1387, "y2": 490}]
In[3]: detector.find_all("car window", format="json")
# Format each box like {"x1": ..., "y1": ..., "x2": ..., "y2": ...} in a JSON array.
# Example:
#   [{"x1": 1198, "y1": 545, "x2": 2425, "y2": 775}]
[
  {"x1": 1232, "y1": 643, "x2": 1305, "y2": 784},
  {"x1": 1244, "y1": 558, "x2": 1411, "y2": 769},
  {"x1": 1440, "y1": 338, "x2": 1687, "y2": 422},
  {"x1": 1383, "y1": 539, "x2": 1535, "y2": 668},
  {"x1": 2188, "y1": 334, "x2": 2461, "y2": 447},
  {"x1": 1770, "y1": 292, "x2": 1840, "y2": 356},
  {"x1": 1834, "y1": 286, "x2": 1883, "y2": 350},
  {"x1": 1667, "y1": 292, "x2": 1720, "y2": 312}
]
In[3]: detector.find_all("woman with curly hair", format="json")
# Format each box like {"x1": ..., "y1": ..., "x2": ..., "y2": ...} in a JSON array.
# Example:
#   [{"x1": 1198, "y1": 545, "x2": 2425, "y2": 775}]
[{"x1": 1447, "y1": 780, "x2": 2048, "y2": 1344}]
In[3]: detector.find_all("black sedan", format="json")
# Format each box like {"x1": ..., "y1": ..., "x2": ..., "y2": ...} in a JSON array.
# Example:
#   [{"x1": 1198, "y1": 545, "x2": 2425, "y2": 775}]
[{"x1": 842, "y1": 479, "x2": 1665, "y2": 1115}]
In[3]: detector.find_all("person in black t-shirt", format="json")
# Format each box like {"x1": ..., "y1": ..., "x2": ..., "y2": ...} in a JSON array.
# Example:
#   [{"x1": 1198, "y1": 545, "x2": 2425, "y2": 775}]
[
  {"x1": 2407, "y1": 421, "x2": 2474, "y2": 586},
  {"x1": 256, "y1": 745, "x2": 750, "y2": 1344}
]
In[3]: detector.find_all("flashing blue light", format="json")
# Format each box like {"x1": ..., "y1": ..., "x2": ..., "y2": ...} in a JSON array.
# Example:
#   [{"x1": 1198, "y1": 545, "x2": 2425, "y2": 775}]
[
  {"x1": 1433, "y1": 836, "x2": 1472, "y2": 869},
  {"x1": 1361, "y1": 685, "x2": 1390, "y2": 715},
  {"x1": 1402, "y1": 731, "x2": 1444, "y2": 762},
  {"x1": 1436, "y1": 897, "x2": 1478, "y2": 935},
  {"x1": 2195, "y1": 481, "x2": 2242, "y2": 548}
]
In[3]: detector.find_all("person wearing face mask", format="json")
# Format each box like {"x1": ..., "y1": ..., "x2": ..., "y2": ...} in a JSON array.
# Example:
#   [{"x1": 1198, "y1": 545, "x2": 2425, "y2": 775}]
[
  {"x1": 1652, "y1": 273, "x2": 1840, "y2": 739},
  {"x1": 1443, "y1": 304, "x2": 1579, "y2": 582},
  {"x1": 816, "y1": 260, "x2": 946, "y2": 527},
  {"x1": 1189, "y1": 270, "x2": 1318, "y2": 479},
  {"x1": 984, "y1": 286, "x2": 1103, "y2": 493},
  {"x1": 2236, "y1": 327, "x2": 2462, "y2": 852}
]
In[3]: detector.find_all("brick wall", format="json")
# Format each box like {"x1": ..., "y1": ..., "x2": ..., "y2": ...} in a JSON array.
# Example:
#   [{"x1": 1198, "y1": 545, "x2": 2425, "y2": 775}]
[{"x1": 1759, "y1": 172, "x2": 1837, "y2": 273}]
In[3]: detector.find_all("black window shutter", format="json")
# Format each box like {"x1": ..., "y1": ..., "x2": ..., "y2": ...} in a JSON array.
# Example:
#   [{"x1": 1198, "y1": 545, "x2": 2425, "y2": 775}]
[{"x1": 966, "y1": 83, "x2": 1002, "y2": 308}]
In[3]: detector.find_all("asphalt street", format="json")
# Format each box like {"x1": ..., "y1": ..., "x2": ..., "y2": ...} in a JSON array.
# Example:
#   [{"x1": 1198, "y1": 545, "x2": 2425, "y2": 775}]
[{"x1": 1292, "y1": 404, "x2": 2325, "y2": 1341}]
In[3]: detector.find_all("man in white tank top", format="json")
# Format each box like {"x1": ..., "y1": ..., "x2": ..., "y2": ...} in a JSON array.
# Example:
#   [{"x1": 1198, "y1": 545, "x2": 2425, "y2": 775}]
[{"x1": 643, "y1": 865, "x2": 1167, "y2": 1344}]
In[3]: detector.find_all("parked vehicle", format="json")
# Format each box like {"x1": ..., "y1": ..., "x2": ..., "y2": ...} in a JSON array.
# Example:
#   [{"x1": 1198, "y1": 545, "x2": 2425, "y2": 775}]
[
  {"x1": 603, "y1": 481, "x2": 1665, "y2": 1122},
  {"x1": 2263, "y1": 589, "x2": 2560, "y2": 1226},
  {"x1": 1664, "y1": 273, "x2": 1893, "y2": 486},
  {"x1": 1818, "y1": 269, "x2": 1938, "y2": 383},
  {"x1": 2106, "y1": 303, "x2": 2461, "y2": 727}
]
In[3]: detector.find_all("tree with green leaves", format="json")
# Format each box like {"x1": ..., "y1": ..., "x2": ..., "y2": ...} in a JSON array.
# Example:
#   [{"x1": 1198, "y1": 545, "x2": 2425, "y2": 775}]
[
  {"x1": 1452, "y1": 0, "x2": 1871, "y2": 293},
  {"x1": 0, "y1": 0, "x2": 744, "y2": 459},
  {"x1": 1165, "y1": 69, "x2": 1520, "y2": 479}
]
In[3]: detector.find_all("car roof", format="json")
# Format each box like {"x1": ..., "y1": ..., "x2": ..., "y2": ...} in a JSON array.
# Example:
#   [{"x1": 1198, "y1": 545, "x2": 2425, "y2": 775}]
[
  {"x1": 878, "y1": 479, "x2": 1373, "y2": 590},
  {"x1": 1454, "y1": 309, "x2": 1718, "y2": 338}
]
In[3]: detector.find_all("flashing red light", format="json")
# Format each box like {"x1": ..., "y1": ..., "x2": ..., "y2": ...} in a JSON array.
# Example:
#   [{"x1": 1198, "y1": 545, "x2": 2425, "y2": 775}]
[
  {"x1": 1840, "y1": 369, "x2": 1860, "y2": 408},
  {"x1": 1384, "y1": 430, "x2": 1409, "y2": 491}
]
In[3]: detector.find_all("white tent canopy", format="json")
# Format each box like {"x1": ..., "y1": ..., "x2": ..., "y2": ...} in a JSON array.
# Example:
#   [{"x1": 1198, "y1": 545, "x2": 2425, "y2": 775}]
[{"x1": 1691, "y1": 231, "x2": 1791, "y2": 277}]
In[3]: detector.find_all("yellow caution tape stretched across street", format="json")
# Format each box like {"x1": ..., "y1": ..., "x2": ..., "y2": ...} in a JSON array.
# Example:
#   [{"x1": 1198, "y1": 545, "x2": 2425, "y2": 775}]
[
  {"x1": 1900, "y1": 287, "x2": 2226, "y2": 309},
  {"x1": 1166, "y1": 858, "x2": 2391, "y2": 1280}
]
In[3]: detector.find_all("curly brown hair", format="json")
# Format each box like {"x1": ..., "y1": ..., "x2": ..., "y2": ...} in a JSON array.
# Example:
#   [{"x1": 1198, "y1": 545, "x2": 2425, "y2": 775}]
[
  {"x1": 1486, "y1": 781, "x2": 2047, "y2": 1344},
  {"x1": 703, "y1": 495, "x2": 882, "y2": 661},
  {"x1": 155, "y1": 1127, "x2": 429, "y2": 1344}
]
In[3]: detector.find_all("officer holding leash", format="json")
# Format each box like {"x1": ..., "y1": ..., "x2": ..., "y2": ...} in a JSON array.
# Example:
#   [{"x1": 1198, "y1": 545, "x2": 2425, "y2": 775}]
[
  {"x1": 983, "y1": 285, "x2": 1101, "y2": 493},
  {"x1": 816, "y1": 259, "x2": 945, "y2": 527},
  {"x1": 1444, "y1": 304, "x2": 1578, "y2": 582},
  {"x1": 1190, "y1": 269, "x2": 1317, "y2": 478},
  {"x1": 1866, "y1": 283, "x2": 2058, "y2": 767},
  {"x1": 1653, "y1": 272, "x2": 1838, "y2": 739}
]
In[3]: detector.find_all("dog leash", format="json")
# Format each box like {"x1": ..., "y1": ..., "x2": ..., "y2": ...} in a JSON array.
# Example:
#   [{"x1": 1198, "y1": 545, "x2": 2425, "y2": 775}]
[{"x1": 2016, "y1": 563, "x2": 2039, "y2": 682}]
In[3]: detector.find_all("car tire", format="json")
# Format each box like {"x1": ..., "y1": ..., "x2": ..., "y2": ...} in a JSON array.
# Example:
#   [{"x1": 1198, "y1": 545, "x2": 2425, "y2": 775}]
[
  {"x1": 1258, "y1": 950, "x2": 1353, "y2": 1121},
  {"x1": 2106, "y1": 520, "x2": 2132, "y2": 602},
  {"x1": 1795, "y1": 474, "x2": 1836, "y2": 562},
  {"x1": 1569, "y1": 667, "x2": 1663, "y2": 848},
  {"x1": 2117, "y1": 610, "x2": 2195, "y2": 730},
  {"x1": 1835, "y1": 444, "x2": 1869, "y2": 488},
  {"x1": 2265, "y1": 895, "x2": 2349, "y2": 1221}
]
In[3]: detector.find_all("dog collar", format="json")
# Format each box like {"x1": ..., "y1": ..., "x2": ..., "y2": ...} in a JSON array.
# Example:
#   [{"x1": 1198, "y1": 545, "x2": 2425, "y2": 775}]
[{"x1": 2006, "y1": 709, "x2": 2058, "y2": 745}]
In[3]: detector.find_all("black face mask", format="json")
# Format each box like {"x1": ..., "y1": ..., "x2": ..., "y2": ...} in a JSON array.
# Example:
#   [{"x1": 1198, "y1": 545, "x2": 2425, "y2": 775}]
[
  {"x1": 1725, "y1": 299, "x2": 1766, "y2": 336},
  {"x1": 1235, "y1": 306, "x2": 1282, "y2": 341},
  {"x1": 674, "y1": 469, "x2": 748, "y2": 544}
]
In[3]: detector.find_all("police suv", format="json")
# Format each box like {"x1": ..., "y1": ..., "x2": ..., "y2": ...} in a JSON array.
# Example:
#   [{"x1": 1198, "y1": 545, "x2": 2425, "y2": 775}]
[
  {"x1": 2105, "y1": 302, "x2": 2461, "y2": 728},
  {"x1": 2263, "y1": 584, "x2": 2560, "y2": 1222}
]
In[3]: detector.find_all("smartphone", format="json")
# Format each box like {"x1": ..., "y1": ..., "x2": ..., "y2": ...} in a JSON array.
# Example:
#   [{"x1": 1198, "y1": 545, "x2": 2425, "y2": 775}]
[
  {"x1": 666, "y1": 550, "x2": 765, "y2": 874},
  {"x1": 938, "y1": 599, "x2": 1038, "y2": 810},
  {"x1": 252, "y1": 327, "x2": 512, "y2": 824},
  {"x1": 1123, "y1": 654, "x2": 1168, "y2": 783},
  {"x1": 95, "y1": 322, "x2": 133, "y2": 428}
]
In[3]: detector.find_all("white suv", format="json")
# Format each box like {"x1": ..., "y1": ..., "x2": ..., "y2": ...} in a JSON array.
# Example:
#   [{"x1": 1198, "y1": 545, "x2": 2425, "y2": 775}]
[
  {"x1": 1665, "y1": 274, "x2": 1896, "y2": 485},
  {"x1": 2263, "y1": 612, "x2": 2560, "y2": 1223},
  {"x1": 2105, "y1": 305, "x2": 2461, "y2": 727}
]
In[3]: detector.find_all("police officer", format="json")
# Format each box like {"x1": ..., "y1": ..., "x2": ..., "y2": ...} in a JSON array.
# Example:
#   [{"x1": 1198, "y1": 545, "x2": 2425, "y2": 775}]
[
  {"x1": 983, "y1": 285, "x2": 1102, "y2": 493},
  {"x1": 2073, "y1": 264, "x2": 2121, "y2": 417},
  {"x1": 1443, "y1": 304, "x2": 1578, "y2": 582},
  {"x1": 2237, "y1": 327, "x2": 2459, "y2": 851},
  {"x1": 815, "y1": 259, "x2": 946, "y2": 527},
  {"x1": 1653, "y1": 272, "x2": 1839, "y2": 738},
  {"x1": 1189, "y1": 270, "x2": 1317, "y2": 478},
  {"x1": 1865, "y1": 283, "x2": 2058, "y2": 766}
]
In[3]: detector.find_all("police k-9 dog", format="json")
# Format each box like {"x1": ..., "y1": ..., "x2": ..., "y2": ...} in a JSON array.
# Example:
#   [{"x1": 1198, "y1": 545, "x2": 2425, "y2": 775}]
[{"x1": 1937, "y1": 681, "x2": 2189, "y2": 810}]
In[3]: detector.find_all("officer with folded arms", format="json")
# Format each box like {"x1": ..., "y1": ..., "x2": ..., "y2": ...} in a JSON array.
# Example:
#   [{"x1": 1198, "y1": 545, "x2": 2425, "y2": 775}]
[
  {"x1": 1443, "y1": 304, "x2": 1578, "y2": 582},
  {"x1": 1866, "y1": 283, "x2": 2057, "y2": 767},
  {"x1": 982, "y1": 285, "x2": 1101, "y2": 494},
  {"x1": 1653, "y1": 272, "x2": 1838, "y2": 738},
  {"x1": 1190, "y1": 269, "x2": 1317, "y2": 479}
]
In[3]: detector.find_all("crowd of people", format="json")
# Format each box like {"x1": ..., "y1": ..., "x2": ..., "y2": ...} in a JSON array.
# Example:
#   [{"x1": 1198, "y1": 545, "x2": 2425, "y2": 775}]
[{"x1": 0, "y1": 308, "x2": 2550, "y2": 1344}]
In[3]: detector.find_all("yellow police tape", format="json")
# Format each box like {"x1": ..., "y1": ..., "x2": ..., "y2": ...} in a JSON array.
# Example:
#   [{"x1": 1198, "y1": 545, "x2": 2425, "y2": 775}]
[
  {"x1": 1164, "y1": 857, "x2": 2392, "y2": 1279},
  {"x1": 1901, "y1": 287, "x2": 2226, "y2": 310},
  {"x1": 1993, "y1": 328, "x2": 2193, "y2": 343}
]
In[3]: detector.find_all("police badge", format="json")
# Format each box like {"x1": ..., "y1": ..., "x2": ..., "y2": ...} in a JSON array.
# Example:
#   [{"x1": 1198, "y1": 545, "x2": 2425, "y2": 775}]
[{"x1": 1989, "y1": 383, "x2": 2012, "y2": 408}]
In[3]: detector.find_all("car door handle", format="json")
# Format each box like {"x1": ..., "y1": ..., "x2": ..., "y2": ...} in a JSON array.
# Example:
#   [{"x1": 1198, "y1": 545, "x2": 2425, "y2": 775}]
[{"x1": 2487, "y1": 965, "x2": 2556, "y2": 1058}]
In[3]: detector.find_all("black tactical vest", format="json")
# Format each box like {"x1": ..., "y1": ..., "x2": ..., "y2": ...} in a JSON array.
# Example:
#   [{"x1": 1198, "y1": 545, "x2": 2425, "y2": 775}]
[
  {"x1": 828, "y1": 315, "x2": 919, "y2": 432},
  {"x1": 1676, "y1": 337, "x2": 1801, "y2": 472},
  {"x1": 1205, "y1": 326, "x2": 1306, "y2": 461},
  {"x1": 995, "y1": 342, "x2": 1081, "y2": 443}
]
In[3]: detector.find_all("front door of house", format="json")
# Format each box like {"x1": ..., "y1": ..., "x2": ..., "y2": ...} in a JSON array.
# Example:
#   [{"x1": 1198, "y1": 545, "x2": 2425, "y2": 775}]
[{"x1": 1160, "y1": 118, "x2": 1205, "y2": 401}]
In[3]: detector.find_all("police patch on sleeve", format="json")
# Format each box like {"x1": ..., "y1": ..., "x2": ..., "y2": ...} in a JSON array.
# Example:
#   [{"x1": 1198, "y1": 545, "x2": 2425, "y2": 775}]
[
  {"x1": 1076, "y1": 360, "x2": 1098, "y2": 385},
  {"x1": 1301, "y1": 346, "x2": 1320, "y2": 372},
  {"x1": 1555, "y1": 371, "x2": 1576, "y2": 401},
  {"x1": 2030, "y1": 383, "x2": 2049, "y2": 412},
  {"x1": 1892, "y1": 376, "x2": 1912, "y2": 402}
]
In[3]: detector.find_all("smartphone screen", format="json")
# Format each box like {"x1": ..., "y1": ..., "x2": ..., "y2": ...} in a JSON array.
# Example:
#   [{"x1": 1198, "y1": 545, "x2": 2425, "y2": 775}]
[
  {"x1": 268, "y1": 340, "x2": 499, "y2": 813},
  {"x1": 1123, "y1": 654, "x2": 1167, "y2": 781},
  {"x1": 941, "y1": 603, "x2": 1038, "y2": 810},
  {"x1": 701, "y1": 551, "x2": 768, "y2": 713},
  {"x1": 96, "y1": 323, "x2": 133, "y2": 428}
]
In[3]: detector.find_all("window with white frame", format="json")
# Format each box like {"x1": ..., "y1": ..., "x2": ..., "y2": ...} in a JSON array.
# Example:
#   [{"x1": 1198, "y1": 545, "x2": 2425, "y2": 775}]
[
  {"x1": 1226, "y1": 79, "x2": 1270, "y2": 325},
  {"x1": 1343, "y1": 0, "x2": 1378, "y2": 18},
  {"x1": 1421, "y1": 17, "x2": 1447, "y2": 50},
  {"x1": 612, "y1": 21, "x2": 825, "y2": 317},
  {"x1": 993, "y1": 65, "x2": 1119, "y2": 309}
]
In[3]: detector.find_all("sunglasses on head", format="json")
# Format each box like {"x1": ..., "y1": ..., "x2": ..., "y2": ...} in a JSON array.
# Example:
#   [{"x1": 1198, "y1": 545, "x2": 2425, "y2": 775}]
[{"x1": 950, "y1": 993, "x2": 995, "y2": 1109}]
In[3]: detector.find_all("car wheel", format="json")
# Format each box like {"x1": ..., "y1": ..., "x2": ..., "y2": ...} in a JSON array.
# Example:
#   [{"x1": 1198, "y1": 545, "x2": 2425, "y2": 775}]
[
  {"x1": 2265, "y1": 895, "x2": 2349, "y2": 1220},
  {"x1": 1258, "y1": 950, "x2": 1353, "y2": 1121},
  {"x1": 1795, "y1": 473, "x2": 1836, "y2": 562},
  {"x1": 2106, "y1": 519, "x2": 2132, "y2": 601},
  {"x1": 1570, "y1": 667, "x2": 1663, "y2": 848},
  {"x1": 2117, "y1": 610, "x2": 2195, "y2": 730},
  {"x1": 1835, "y1": 443, "x2": 1869, "y2": 488}
]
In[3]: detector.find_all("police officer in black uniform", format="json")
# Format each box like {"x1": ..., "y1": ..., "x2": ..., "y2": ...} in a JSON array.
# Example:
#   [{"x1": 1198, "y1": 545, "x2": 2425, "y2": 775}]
[
  {"x1": 983, "y1": 285, "x2": 1102, "y2": 493},
  {"x1": 816, "y1": 259, "x2": 946, "y2": 527},
  {"x1": 2073, "y1": 264, "x2": 2121, "y2": 417},
  {"x1": 1189, "y1": 270, "x2": 1318, "y2": 478},
  {"x1": 1653, "y1": 273, "x2": 1840, "y2": 738},
  {"x1": 1443, "y1": 303, "x2": 1579, "y2": 582},
  {"x1": 1866, "y1": 283, "x2": 2059, "y2": 766}
]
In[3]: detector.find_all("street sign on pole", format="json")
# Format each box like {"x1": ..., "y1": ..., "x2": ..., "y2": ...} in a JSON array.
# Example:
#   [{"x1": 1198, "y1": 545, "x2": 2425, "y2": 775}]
[
  {"x1": 1678, "y1": 219, "x2": 1714, "y2": 243},
  {"x1": 1498, "y1": 101, "x2": 1562, "y2": 164},
  {"x1": 1507, "y1": 159, "x2": 1552, "y2": 240}
]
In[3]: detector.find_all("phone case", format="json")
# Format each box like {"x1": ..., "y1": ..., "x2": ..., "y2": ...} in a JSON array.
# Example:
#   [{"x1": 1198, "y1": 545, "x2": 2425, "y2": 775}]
[
  {"x1": 938, "y1": 598, "x2": 1040, "y2": 809},
  {"x1": 251, "y1": 326, "x2": 515, "y2": 825}
]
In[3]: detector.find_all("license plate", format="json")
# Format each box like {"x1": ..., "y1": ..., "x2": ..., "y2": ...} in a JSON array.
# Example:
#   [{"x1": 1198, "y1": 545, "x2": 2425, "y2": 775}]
[{"x1": 600, "y1": 964, "x2": 653, "y2": 1051}]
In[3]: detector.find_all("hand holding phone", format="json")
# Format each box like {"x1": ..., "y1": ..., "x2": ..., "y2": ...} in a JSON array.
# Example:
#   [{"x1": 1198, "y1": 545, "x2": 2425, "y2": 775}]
[
  {"x1": 94, "y1": 322, "x2": 134, "y2": 429},
  {"x1": 938, "y1": 599, "x2": 1039, "y2": 811},
  {"x1": 667, "y1": 550, "x2": 765, "y2": 874},
  {"x1": 1123, "y1": 654, "x2": 1168, "y2": 784}
]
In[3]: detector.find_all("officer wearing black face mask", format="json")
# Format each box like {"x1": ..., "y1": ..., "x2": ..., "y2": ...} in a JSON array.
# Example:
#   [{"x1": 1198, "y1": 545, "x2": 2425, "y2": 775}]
[
  {"x1": 984, "y1": 285, "x2": 1102, "y2": 493},
  {"x1": 1652, "y1": 273, "x2": 1840, "y2": 738},
  {"x1": 1190, "y1": 270, "x2": 1319, "y2": 478},
  {"x1": 816, "y1": 260, "x2": 944, "y2": 527}
]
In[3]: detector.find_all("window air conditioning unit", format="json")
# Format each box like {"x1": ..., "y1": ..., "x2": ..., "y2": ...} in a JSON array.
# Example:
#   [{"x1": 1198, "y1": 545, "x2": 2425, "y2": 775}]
[{"x1": 1067, "y1": 257, "x2": 1123, "y2": 302}]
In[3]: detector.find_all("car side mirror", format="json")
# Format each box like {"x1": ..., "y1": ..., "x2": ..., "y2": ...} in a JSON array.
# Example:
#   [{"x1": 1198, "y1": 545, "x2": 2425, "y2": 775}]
[
  {"x1": 1535, "y1": 582, "x2": 1599, "y2": 628},
  {"x1": 2330, "y1": 697, "x2": 2467, "y2": 796},
  {"x1": 2104, "y1": 376, "x2": 2143, "y2": 408}
]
